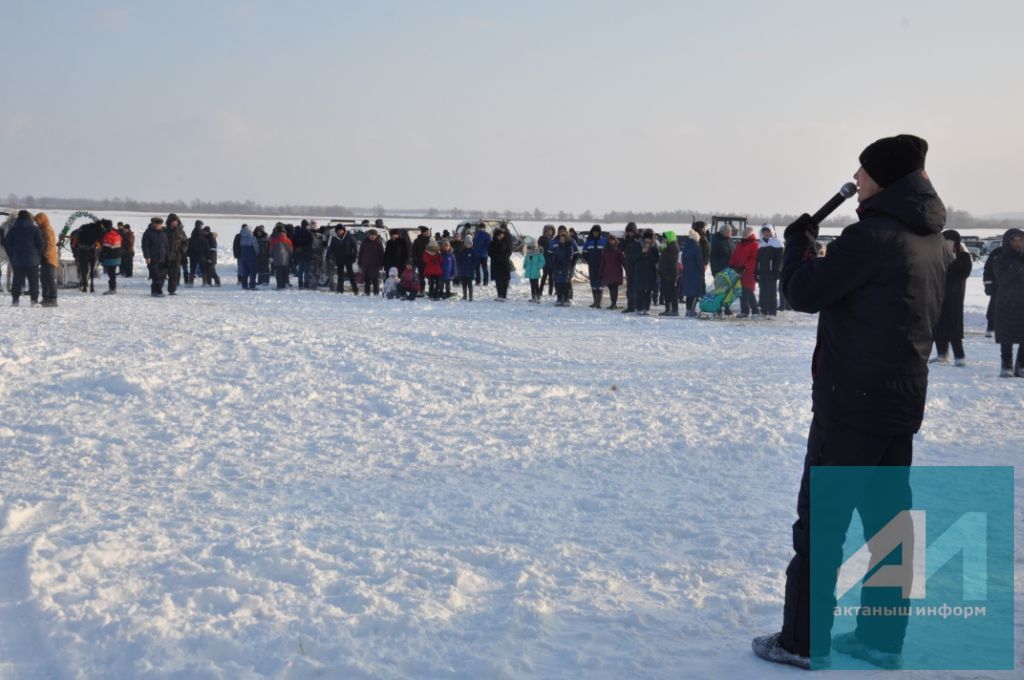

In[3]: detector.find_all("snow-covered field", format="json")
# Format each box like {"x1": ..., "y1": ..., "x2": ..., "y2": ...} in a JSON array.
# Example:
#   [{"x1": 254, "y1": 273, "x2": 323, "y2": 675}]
[{"x1": 1, "y1": 210, "x2": 1021, "y2": 678}]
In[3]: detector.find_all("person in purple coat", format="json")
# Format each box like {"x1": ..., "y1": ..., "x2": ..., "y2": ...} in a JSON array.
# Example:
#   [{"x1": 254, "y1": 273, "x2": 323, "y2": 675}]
[{"x1": 599, "y1": 234, "x2": 625, "y2": 309}]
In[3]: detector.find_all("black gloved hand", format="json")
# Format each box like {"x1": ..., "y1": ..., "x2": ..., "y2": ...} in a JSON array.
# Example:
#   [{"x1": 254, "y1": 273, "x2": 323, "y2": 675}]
[{"x1": 783, "y1": 213, "x2": 818, "y2": 248}]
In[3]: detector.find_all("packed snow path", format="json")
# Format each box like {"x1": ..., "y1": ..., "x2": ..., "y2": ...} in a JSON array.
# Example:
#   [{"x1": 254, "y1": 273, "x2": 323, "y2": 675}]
[{"x1": 1, "y1": 269, "x2": 1021, "y2": 678}]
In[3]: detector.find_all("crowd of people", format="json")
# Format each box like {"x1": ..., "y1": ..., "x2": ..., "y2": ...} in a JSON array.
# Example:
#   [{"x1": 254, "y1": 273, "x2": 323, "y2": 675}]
[{"x1": 3, "y1": 207, "x2": 1023, "y2": 376}]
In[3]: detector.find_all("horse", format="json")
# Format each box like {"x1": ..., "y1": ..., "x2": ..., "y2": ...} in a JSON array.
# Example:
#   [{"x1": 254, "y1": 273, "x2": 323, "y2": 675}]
[{"x1": 72, "y1": 221, "x2": 104, "y2": 292}]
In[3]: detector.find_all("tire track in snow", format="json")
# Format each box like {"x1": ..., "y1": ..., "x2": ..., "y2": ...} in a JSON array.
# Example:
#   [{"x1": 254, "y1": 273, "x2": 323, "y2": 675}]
[{"x1": 0, "y1": 499, "x2": 67, "y2": 680}]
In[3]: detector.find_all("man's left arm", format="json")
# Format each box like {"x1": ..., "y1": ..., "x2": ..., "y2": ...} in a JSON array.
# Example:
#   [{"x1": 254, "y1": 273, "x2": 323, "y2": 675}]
[{"x1": 782, "y1": 224, "x2": 879, "y2": 313}]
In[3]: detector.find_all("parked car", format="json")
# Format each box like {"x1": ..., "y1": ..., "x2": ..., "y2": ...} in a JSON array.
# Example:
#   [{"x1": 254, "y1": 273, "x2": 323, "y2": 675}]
[
  {"x1": 961, "y1": 235, "x2": 982, "y2": 261},
  {"x1": 981, "y1": 237, "x2": 1002, "y2": 256},
  {"x1": 455, "y1": 220, "x2": 529, "y2": 254}
]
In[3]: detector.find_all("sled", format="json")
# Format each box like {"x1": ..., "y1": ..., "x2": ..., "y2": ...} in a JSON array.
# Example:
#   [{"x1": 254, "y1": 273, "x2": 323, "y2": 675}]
[{"x1": 697, "y1": 268, "x2": 741, "y2": 318}]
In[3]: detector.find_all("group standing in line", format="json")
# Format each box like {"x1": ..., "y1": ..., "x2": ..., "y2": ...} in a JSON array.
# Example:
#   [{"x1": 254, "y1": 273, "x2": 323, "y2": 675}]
[{"x1": 4, "y1": 206, "x2": 1023, "y2": 377}]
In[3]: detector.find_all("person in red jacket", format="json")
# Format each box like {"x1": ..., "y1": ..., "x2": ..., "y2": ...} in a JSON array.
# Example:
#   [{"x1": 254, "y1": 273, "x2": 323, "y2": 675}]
[
  {"x1": 399, "y1": 262, "x2": 421, "y2": 300},
  {"x1": 422, "y1": 240, "x2": 443, "y2": 299},
  {"x1": 729, "y1": 225, "x2": 760, "y2": 318},
  {"x1": 268, "y1": 225, "x2": 294, "y2": 290}
]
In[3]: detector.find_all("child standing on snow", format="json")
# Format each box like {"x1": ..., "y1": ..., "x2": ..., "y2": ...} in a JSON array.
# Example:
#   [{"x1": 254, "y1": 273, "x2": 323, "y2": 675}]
[
  {"x1": 440, "y1": 239, "x2": 457, "y2": 299},
  {"x1": 455, "y1": 236, "x2": 477, "y2": 301},
  {"x1": 522, "y1": 244, "x2": 546, "y2": 303},
  {"x1": 423, "y1": 241, "x2": 442, "y2": 300},
  {"x1": 383, "y1": 266, "x2": 401, "y2": 299}
]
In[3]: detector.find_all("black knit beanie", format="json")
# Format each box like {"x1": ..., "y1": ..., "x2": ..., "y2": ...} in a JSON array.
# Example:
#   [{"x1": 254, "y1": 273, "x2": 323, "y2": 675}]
[{"x1": 858, "y1": 134, "x2": 928, "y2": 187}]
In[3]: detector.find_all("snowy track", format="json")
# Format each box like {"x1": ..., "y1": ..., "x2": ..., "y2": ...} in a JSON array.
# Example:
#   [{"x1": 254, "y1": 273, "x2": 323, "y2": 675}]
[{"x1": 1, "y1": 257, "x2": 1021, "y2": 678}]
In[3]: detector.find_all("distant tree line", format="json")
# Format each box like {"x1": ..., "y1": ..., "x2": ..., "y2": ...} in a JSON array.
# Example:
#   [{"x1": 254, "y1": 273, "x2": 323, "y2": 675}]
[
  {"x1": 3, "y1": 193, "x2": 354, "y2": 219},
  {"x1": 2, "y1": 193, "x2": 1015, "y2": 230}
]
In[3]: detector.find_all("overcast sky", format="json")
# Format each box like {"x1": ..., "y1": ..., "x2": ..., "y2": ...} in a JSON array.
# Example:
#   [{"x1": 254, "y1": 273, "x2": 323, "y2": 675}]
[{"x1": 2, "y1": 0, "x2": 1021, "y2": 217}]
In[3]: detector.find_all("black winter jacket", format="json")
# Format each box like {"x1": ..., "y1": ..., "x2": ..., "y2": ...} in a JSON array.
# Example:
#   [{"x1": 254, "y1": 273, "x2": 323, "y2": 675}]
[
  {"x1": 327, "y1": 232, "x2": 357, "y2": 264},
  {"x1": 622, "y1": 236, "x2": 643, "y2": 274},
  {"x1": 993, "y1": 229, "x2": 1024, "y2": 344},
  {"x1": 188, "y1": 227, "x2": 210, "y2": 260},
  {"x1": 933, "y1": 248, "x2": 972, "y2": 342},
  {"x1": 2, "y1": 214, "x2": 43, "y2": 268},
  {"x1": 488, "y1": 235, "x2": 513, "y2": 281},
  {"x1": 709, "y1": 232, "x2": 734, "y2": 274},
  {"x1": 141, "y1": 226, "x2": 170, "y2": 263},
  {"x1": 782, "y1": 172, "x2": 949, "y2": 435}
]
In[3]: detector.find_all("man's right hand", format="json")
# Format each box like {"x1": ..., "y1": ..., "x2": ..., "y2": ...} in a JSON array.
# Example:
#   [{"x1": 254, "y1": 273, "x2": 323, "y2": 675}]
[{"x1": 783, "y1": 213, "x2": 818, "y2": 248}]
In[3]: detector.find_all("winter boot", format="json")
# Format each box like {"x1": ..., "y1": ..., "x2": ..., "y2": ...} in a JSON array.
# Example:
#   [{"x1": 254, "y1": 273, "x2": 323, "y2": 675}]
[
  {"x1": 1000, "y1": 363, "x2": 1013, "y2": 378},
  {"x1": 831, "y1": 631, "x2": 902, "y2": 670},
  {"x1": 1016, "y1": 365, "x2": 1024, "y2": 378},
  {"x1": 954, "y1": 357, "x2": 967, "y2": 367},
  {"x1": 751, "y1": 632, "x2": 817, "y2": 670},
  {"x1": 595, "y1": 290, "x2": 603, "y2": 308},
  {"x1": 929, "y1": 354, "x2": 950, "y2": 364}
]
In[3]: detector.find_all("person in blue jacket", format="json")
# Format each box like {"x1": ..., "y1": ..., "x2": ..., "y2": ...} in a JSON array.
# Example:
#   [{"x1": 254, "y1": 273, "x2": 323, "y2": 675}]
[
  {"x1": 3, "y1": 210, "x2": 43, "y2": 306},
  {"x1": 582, "y1": 224, "x2": 607, "y2": 308},
  {"x1": 680, "y1": 227, "x2": 705, "y2": 316},
  {"x1": 551, "y1": 232, "x2": 576, "y2": 306},
  {"x1": 454, "y1": 235, "x2": 477, "y2": 300},
  {"x1": 440, "y1": 239, "x2": 457, "y2": 299},
  {"x1": 472, "y1": 224, "x2": 491, "y2": 286}
]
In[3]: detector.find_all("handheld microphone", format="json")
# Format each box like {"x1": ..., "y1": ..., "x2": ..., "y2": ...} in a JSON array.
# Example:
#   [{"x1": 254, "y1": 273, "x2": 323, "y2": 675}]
[{"x1": 809, "y1": 182, "x2": 857, "y2": 225}]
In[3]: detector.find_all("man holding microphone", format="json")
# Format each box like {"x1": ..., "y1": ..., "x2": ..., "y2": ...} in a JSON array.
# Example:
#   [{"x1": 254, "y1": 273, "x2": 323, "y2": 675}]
[{"x1": 753, "y1": 135, "x2": 950, "y2": 669}]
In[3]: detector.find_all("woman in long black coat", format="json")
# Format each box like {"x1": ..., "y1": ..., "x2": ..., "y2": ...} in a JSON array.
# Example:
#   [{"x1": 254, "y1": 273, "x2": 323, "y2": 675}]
[
  {"x1": 931, "y1": 230, "x2": 973, "y2": 365},
  {"x1": 993, "y1": 227, "x2": 1024, "y2": 376},
  {"x1": 488, "y1": 229, "x2": 513, "y2": 299}
]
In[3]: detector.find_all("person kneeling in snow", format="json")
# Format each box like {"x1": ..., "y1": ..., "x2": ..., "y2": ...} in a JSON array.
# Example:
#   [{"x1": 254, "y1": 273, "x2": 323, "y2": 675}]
[{"x1": 399, "y1": 262, "x2": 421, "y2": 300}]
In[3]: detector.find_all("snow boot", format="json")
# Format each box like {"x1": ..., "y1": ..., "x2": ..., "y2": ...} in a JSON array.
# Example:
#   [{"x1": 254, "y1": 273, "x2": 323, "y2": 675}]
[
  {"x1": 595, "y1": 290, "x2": 603, "y2": 308},
  {"x1": 954, "y1": 357, "x2": 967, "y2": 367},
  {"x1": 929, "y1": 354, "x2": 950, "y2": 364},
  {"x1": 831, "y1": 631, "x2": 902, "y2": 670},
  {"x1": 1000, "y1": 364, "x2": 1013, "y2": 378},
  {"x1": 751, "y1": 632, "x2": 819, "y2": 670}
]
